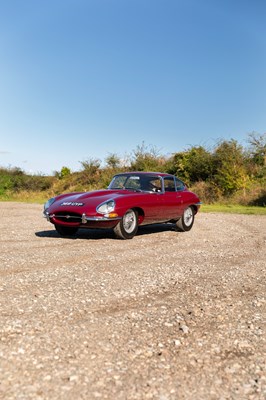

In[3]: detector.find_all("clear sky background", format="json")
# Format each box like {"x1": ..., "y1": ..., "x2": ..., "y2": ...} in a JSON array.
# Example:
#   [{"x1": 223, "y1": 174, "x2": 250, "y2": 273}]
[{"x1": 0, "y1": 0, "x2": 265, "y2": 175}]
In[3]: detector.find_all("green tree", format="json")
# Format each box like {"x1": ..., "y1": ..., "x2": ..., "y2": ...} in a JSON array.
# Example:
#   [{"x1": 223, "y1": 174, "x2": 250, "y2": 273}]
[
  {"x1": 105, "y1": 153, "x2": 121, "y2": 169},
  {"x1": 248, "y1": 132, "x2": 266, "y2": 166},
  {"x1": 130, "y1": 142, "x2": 166, "y2": 171},
  {"x1": 171, "y1": 146, "x2": 214, "y2": 184},
  {"x1": 80, "y1": 158, "x2": 101, "y2": 174},
  {"x1": 80, "y1": 158, "x2": 101, "y2": 186},
  {"x1": 59, "y1": 166, "x2": 71, "y2": 179},
  {"x1": 246, "y1": 132, "x2": 266, "y2": 182},
  {"x1": 213, "y1": 140, "x2": 249, "y2": 195}
]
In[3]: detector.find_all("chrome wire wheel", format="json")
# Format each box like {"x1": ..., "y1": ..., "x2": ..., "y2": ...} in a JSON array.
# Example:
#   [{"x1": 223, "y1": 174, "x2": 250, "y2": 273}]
[
  {"x1": 114, "y1": 209, "x2": 138, "y2": 239},
  {"x1": 176, "y1": 206, "x2": 195, "y2": 232},
  {"x1": 123, "y1": 210, "x2": 137, "y2": 234},
  {"x1": 183, "y1": 207, "x2": 194, "y2": 227}
]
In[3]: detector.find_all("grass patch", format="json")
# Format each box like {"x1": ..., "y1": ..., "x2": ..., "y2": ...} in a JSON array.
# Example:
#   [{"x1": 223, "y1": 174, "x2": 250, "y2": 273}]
[
  {"x1": 201, "y1": 204, "x2": 266, "y2": 215},
  {"x1": 0, "y1": 191, "x2": 48, "y2": 204}
]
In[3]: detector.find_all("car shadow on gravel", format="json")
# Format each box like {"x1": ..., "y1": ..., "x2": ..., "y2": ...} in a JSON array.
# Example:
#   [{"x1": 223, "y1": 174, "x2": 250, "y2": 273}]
[{"x1": 35, "y1": 223, "x2": 179, "y2": 240}]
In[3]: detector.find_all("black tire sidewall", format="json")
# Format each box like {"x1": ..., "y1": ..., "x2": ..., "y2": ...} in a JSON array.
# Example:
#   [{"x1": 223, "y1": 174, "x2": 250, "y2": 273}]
[{"x1": 114, "y1": 209, "x2": 138, "y2": 239}]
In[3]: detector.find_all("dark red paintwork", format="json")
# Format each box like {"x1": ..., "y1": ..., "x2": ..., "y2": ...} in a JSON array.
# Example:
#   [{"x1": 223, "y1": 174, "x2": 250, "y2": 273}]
[{"x1": 43, "y1": 172, "x2": 201, "y2": 235}]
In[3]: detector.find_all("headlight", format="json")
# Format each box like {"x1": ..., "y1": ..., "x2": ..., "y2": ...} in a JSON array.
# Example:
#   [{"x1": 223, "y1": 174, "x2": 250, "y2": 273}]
[
  {"x1": 97, "y1": 200, "x2": 115, "y2": 214},
  {"x1": 44, "y1": 197, "x2": 55, "y2": 210}
]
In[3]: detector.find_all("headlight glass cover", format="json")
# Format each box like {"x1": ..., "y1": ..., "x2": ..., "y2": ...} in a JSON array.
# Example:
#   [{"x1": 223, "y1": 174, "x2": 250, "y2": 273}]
[
  {"x1": 44, "y1": 197, "x2": 55, "y2": 210},
  {"x1": 97, "y1": 200, "x2": 115, "y2": 214}
]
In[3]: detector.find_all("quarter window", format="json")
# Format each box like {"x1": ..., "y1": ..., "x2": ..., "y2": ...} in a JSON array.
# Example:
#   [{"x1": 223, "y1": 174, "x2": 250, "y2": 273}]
[
  {"x1": 176, "y1": 178, "x2": 185, "y2": 191},
  {"x1": 164, "y1": 177, "x2": 176, "y2": 192}
]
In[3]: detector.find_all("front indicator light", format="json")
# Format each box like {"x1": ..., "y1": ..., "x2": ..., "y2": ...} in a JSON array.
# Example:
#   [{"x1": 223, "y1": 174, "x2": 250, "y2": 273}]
[{"x1": 106, "y1": 212, "x2": 119, "y2": 218}]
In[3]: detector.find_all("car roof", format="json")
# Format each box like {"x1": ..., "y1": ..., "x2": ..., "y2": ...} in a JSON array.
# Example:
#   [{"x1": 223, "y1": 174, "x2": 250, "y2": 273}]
[{"x1": 114, "y1": 171, "x2": 174, "y2": 178}]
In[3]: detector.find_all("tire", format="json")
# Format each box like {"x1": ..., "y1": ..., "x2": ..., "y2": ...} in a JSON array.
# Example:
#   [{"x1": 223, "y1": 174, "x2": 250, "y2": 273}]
[
  {"x1": 55, "y1": 224, "x2": 78, "y2": 237},
  {"x1": 176, "y1": 206, "x2": 195, "y2": 232},
  {"x1": 114, "y1": 209, "x2": 138, "y2": 239}
]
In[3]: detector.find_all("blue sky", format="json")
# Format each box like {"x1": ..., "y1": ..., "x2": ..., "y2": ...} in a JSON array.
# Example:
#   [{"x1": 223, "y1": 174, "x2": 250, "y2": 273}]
[{"x1": 0, "y1": 0, "x2": 265, "y2": 175}]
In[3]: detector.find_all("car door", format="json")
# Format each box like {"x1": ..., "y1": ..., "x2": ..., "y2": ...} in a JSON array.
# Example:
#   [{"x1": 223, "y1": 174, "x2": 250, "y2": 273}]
[
  {"x1": 157, "y1": 177, "x2": 185, "y2": 220},
  {"x1": 137, "y1": 176, "x2": 165, "y2": 223}
]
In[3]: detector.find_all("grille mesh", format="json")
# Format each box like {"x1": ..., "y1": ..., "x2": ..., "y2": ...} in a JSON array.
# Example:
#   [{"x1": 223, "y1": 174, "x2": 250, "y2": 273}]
[{"x1": 54, "y1": 212, "x2": 82, "y2": 223}]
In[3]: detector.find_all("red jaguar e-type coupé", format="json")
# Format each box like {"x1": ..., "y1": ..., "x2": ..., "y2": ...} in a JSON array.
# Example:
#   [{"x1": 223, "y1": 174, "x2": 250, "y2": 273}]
[{"x1": 43, "y1": 172, "x2": 201, "y2": 239}]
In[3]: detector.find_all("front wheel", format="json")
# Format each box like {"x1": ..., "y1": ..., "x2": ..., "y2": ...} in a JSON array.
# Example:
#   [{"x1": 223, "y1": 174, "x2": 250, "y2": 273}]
[
  {"x1": 176, "y1": 206, "x2": 195, "y2": 232},
  {"x1": 55, "y1": 224, "x2": 78, "y2": 237},
  {"x1": 114, "y1": 209, "x2": 138, "y2": 239}
]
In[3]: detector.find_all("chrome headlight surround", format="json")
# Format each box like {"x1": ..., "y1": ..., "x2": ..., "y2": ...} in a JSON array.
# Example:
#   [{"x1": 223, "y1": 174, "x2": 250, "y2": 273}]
[
  {"x1": 44, "y1": 197, "x2": 56, "y2": 211},
  {"x1": 97, "y1": 200, "x2": 115, "y2": 215}
]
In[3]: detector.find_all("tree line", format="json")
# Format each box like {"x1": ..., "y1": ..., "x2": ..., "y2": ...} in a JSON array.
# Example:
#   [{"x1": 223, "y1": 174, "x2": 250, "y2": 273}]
[{"x1": 0, "y1": 132, "x2": 265, "y2": 205}]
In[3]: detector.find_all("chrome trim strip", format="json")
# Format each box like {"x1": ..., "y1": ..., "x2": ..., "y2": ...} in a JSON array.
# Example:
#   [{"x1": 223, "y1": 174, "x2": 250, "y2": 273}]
[{"x1": 83, "y1": 215, "x2": 122, "y2": 222}]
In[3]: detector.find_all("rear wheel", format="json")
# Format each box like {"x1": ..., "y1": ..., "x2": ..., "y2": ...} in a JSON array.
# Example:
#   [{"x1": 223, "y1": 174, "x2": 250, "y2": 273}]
[
  {"x1": 176, "y1": 206, "x2": 194, "y2": 231},
  {"x1": 114, "y1": 209, "x2": 138, "y2": 239},
  {"x1": 55, "y1": 225, "x2": 78, "y2": 236}
]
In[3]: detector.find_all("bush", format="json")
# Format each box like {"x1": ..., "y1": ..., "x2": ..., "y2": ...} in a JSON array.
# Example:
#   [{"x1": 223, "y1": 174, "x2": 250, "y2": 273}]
[
  {"x1": 190, "y1": 181, "x2": 222, "y2": 204},
  {"x1": 250, "y1": 191, "x2": 266, "y2": 206}
]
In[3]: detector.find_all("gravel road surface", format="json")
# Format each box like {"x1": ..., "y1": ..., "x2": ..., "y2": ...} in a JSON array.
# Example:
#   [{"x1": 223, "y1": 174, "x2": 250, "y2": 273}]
[{"x1": 0, "y1": 202, "x2": 265, "y2": 400}]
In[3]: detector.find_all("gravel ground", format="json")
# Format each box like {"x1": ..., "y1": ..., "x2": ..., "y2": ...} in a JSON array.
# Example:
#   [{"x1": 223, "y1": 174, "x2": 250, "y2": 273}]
[{"x1": 0, "y1": 202, "x2": 265, "y2": 400}]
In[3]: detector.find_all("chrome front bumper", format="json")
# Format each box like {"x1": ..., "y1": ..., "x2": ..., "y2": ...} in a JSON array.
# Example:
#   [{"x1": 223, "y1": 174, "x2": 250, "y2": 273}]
[{"x1": 43, "y1": 211, "x2": 121, "y2": 224}]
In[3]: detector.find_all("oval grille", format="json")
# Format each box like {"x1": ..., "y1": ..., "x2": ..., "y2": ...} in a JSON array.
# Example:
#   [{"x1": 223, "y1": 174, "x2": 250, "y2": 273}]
[{"x1": 54, "y1": 211, "x2": 82, "y2": 223}]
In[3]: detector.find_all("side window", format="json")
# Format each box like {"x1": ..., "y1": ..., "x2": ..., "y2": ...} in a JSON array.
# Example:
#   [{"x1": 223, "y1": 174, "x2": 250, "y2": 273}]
[
  {"x1": 141, "y1": 177, "x2": 162, "y2": 192},
  {"x1": 175, "y1": 178, "x2": 185, "y2": 191},
  {"x1": 164, "y1": 177, "x2": 176, "y2": 192},
  {"x1": 149, "y1": 177, "x2": 162, "y2": 192}
]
